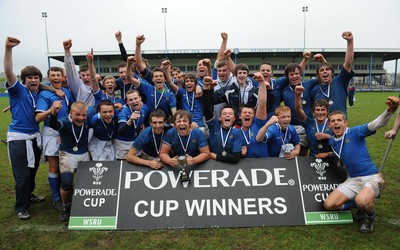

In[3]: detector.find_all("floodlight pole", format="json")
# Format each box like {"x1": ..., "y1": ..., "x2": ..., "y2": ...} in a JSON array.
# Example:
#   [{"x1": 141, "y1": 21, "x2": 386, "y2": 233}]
[
  {"x1": 162, "y1": 7, "x2": 168, "y2": 58},
  {"x1": 302, "y1": 6, "x2": 308, "y2": 79},
  {"x1": 42, "y1": 12, "x2": 50, "y2": 68},
  {"x1": 394, "y1": 59, "x2": 398, "y2": 88},
  {"x1": 302, "y1": 6, "x2": 308, "y2": 52}
]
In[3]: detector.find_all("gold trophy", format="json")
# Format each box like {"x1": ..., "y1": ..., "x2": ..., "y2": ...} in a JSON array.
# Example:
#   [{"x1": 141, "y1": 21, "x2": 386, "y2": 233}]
[{"x1": 178, "y1": 156, "x2": 190, "y2": 183}]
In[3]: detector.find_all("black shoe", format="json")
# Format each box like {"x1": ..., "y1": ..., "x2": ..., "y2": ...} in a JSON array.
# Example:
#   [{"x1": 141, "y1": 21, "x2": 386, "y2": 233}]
[
  {"x1": 352, "y1": 209, "x2": 365, "y2": 221},
  {"x1": 1, "y1": 139, "x2": 7, "y2": 144},
  {"x1": 59, "y1": 207, "x2": 70, "y2": 222},
  {"x1": 360, "y1": 216, "x2": 374, "y2": 233},
  {"x1": 17, "y1": 210, "x2": 31, "y2": 220},
  {"x1": 53, "y1": 199, "x2": 63, "y2": 212},
  {"x1": 30, "y1": 194, "x2": 45, "y2": 203}
]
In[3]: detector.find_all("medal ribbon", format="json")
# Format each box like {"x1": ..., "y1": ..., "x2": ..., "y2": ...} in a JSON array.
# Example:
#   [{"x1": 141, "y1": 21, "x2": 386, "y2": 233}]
[
  {"x1": 220, "y1": 127, "x2": 232, "y2": 149},
  {"x1": 154, "y1": 88, "x2": 165, "y2": 109},
  {"x1": 128, "y1": 106, "x2": 139, "y2": 130},
  {"x1": 100, "y1": 117, "x2": 114, "y2": 139},
  {"x1": 29, "y1": 91, "x2": 37, "y2": 108},
  {"x1": 277, "y1": 124, "x2": 289, "y2": 145},
  {"x1": 241, "y1": 128, "x2": 251, "y2": 145},
  {"x1": 185, "y1": 90, "x2": 194, "y2": 111},
  {"x1": 71, "y1": 123, "x2": 84, "y2": 146},
  {"x1": 332, "y1": 128, "x2": 348, "y2": 159},
  {"x1": 315, "y1": 118, "x2": 328, "y2": 133},
  {"x1": 178, "y1": 129, "x2": 192, "y2": 154},
  {"x1": 289, "y1": 83, "x2": 304, "y2": 100},
  {"x1": 319, "y1": 83, "x2": 331, "y2": 99},
  {"x1": 152, "y1": 129, "x2": 164, "y2": 155},
  {"x1": 106, "y1": 93, "x2": 116, "y2": 103}
]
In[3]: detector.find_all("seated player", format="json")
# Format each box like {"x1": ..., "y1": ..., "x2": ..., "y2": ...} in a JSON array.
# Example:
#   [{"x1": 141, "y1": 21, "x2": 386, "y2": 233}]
[
  {"x1": 126, "y1": 110, "x2": 168, "y2": 169},
  {"x1": 159, "y1": 110, "x2": 210, "y2": 167},
  {"x1": 324, "y1": 96, "x2": 399, "y2": 233}
]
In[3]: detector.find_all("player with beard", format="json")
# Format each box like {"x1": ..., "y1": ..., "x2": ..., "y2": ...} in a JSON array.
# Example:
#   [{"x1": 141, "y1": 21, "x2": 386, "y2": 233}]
[
  {"x1": 126, "y1": 110, "x2": 168, "y2": 169},
  {"x1": 160, "y1": 110, "x2": 210, "y2": 167},
  {"x1": 203, "y1": 76, "x2": 243, "y2": 163},
  {"x1": 116, "y1": 89, "x2": 149, "y2": 160},
  {"x1": 324, "y1": 96, "x2": 399, "y2": 233},
  {"x1": 35, "y1": 66, "x2": 74, "y2": 211},
  {"x1": 89, "y1": 100, "x2": 118, "y2": 161},
  {"x1": 4, "y1": 37, "x2": 45, "y2": 219},
  {"x1": 310, "y1": 31, "x2": 354, "y2": 116},
  {"x1": 238, "y1": 72, "x2": 268, "y2": 158},
  {"x1": 256, "y1": 106, "x2": 300, "y2": 159}
]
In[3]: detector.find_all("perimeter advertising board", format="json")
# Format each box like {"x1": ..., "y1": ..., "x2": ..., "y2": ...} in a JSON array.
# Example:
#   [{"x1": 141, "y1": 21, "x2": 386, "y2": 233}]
[{"x1": 68, "y1": 157, "x2": 352, "y2": 230}]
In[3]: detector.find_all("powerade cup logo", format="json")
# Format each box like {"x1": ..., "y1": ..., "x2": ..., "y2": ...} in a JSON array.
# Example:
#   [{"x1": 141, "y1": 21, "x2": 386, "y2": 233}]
[
  {"x1": 310, "y1": 158, "x2": 329, "y2": 180},
  {"x1": 89, "y1": 163, "x2": 109, "y2": 185}
]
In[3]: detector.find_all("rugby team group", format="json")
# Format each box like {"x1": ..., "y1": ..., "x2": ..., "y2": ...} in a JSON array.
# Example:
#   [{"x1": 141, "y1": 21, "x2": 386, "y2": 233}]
[{"x1": 4, "y1": 30, "x2": 400, "y2": 233}]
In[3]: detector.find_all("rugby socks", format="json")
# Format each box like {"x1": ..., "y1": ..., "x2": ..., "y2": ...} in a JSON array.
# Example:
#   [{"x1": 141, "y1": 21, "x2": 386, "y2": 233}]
[
  {"x1": 48, "y1": 172, "x2": 61, "y2": 201},
  {"x1": 63, "y1": 203, "x2": 71, "y2": 211},
  {"x1": 341, "y1": 199, "x2": 357, "y2": 210},
  {"x1": 365, "y1": 209, "x2": 375, "y2": 219}
]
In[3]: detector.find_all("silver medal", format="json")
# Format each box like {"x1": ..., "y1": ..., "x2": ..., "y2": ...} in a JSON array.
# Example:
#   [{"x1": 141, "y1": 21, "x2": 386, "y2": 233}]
[
  {"x1": 73, "y1": 146, "x2": 78, "y2": 152},
  {"x1": 222, "y1": 151, "x2": 227, "y2": 156},
  {"x1": 328, "y1": 100, "x2": 333, "y2": 105},
  {"x1": 301, "y1": 99, "x2": 306, "y2": 105},
  {"x1": 318, "y1": 144, "x2": 323, "y2": 149}
]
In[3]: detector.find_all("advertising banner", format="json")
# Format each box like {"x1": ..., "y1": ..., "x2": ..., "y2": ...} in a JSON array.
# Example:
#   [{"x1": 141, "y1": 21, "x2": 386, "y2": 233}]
[{"x1": 68, "y1": 157, "x2": 352, "y2": 230}]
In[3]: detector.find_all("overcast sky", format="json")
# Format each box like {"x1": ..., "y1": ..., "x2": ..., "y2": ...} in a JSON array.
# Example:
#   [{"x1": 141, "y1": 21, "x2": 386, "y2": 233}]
[{"x1": 1, "y1": 0, "x2": 400, "y2": 75}]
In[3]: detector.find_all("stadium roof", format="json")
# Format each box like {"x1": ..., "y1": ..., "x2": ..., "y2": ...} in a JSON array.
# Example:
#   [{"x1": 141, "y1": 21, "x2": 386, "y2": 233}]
[{"x1": 48, "y1": 48, "x2": 400, "y2": 65}]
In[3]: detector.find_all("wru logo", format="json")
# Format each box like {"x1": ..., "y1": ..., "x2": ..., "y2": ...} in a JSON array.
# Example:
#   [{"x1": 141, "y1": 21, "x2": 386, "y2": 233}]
[
  {"x1": 89, "y1": 163, "x2": 109, "y2": 185},
  {"x1": 310, "y1": 158, "x2": 329, "y2": 180}
]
